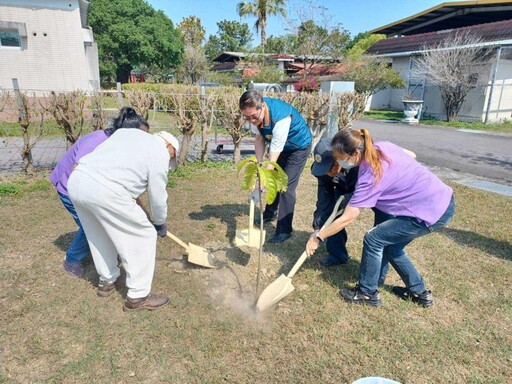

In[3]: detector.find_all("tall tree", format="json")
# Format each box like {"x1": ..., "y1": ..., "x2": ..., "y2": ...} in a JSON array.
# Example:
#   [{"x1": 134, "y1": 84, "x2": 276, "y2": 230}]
[
  {"x1": 204, "y1": 20, "x2": 253, "y2": 61},
  {"x1": 237, "y1": 0, "x2": 287, "y2": 48},
  {"x1": 176, "y1": 45, "x2": 209, "y2": 84},
  {"x1": 346, "y1": 33, "x2": 386, "y2": 59},
  {"x1": 88, "y1": 0, "x2": 183, "y2": 83},
  {"x1": 285, "y1": 3, "x2": 350, "y2": 78},
  {"x1": 178, "y1": 16, "x2": 205, "y2": 47}
]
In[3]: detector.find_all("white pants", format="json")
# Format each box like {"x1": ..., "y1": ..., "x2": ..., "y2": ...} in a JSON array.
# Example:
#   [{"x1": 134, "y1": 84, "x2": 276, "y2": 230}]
[{"x1": 68, "y1": 170, "x2": 157, "y2": 299}]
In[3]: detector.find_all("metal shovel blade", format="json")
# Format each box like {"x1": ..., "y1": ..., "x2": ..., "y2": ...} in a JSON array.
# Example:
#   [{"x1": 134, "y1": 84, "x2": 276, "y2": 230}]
[
  {"x1": 255, "y1": 195, "x2": 348, "y2": 312},
  {"x1": 256, "y1": 274, "x2": 295, "y2": 312},
  {"x1": 166, "y1": 231, "x2": 216, "y2": 269},
  {"x1": 235, "y1": 227, "x2": 266, "y2": 248},
  {"x1": 235, "y1": 199, "x2": 265, "y2": 248},
  {"x1": 187, "y1": 243, "x2": 216, "y2": 269}
]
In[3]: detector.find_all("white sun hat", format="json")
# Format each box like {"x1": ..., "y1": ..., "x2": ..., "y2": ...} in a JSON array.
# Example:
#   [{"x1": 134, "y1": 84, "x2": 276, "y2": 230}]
[{"x1": 153, "y1": 131, "x2": 180, "y2": 169}]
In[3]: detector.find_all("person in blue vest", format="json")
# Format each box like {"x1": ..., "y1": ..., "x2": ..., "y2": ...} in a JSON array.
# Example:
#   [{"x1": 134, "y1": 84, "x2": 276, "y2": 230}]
[{"x1": 239, "y1": 89, "x2": 312, "y2": 243}]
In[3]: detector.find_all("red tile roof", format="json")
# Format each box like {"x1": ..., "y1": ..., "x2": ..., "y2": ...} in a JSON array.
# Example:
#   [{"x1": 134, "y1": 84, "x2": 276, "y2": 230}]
[{"x1": 367, "y1": 19, "x2": 512, "y2": 55}]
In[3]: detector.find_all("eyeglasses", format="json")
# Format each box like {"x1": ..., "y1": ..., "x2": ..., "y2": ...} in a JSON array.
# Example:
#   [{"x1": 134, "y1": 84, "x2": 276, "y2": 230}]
[{"x1": 242, "y1": 108, "x2": 262, "y2": 122}]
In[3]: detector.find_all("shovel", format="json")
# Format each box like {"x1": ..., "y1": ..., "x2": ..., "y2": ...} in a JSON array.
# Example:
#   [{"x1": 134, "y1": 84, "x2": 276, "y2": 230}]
[
  {"x1": 256, "y1": 195, "x2": 346, "y2": 312},
  {"x1": 166, "y1": 231, "x2": 216, "y2": 269},
  {"x1": 234, "y1": 198, "x2": 266, "y2": 248}
]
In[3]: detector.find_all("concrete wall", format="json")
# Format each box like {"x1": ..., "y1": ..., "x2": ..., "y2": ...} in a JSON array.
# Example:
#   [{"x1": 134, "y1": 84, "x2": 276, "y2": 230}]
[
  {"x1": 0, "y1": 0, "x2": 99, "y2": 92},
  {"x1": 368, "y1": 56, "x2": 410, "y2": 111},
  {"x1": 483, "y1": 56, "x2": 512, "y2": 122},
  {"x1": 370, "y1": 53, "x2": 512, "y2": 123}
]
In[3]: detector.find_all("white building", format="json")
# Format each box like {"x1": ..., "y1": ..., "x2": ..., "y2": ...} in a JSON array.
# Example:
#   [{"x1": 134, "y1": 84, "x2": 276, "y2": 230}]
[
  {"x1": 367, "y1": 1, "x2": 512, "y2": 123},
  {"x1": 0, "y1": 0, "x2": 99, "y2": 92}
]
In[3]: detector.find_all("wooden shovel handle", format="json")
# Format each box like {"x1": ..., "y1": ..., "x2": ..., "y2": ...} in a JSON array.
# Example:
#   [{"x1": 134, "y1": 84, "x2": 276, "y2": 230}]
[
  {"x1": 249, "y1": 198, "x2": 255, "y2": 225},
  {"x1": 166, "y1": 231, "x2": 189, "y2": 251},
  {"x1": 287, "y1": 195, "x2": 346, "y2": 279}
]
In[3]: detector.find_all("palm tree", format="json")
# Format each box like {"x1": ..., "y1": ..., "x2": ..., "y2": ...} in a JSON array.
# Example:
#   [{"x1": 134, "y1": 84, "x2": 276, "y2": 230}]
[{"x1": 237, "y1": 0, "x2": 287, "y2": 48}]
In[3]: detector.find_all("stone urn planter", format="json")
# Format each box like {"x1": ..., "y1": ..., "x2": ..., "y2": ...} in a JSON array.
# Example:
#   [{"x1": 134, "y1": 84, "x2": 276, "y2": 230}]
[{"x1": 401, "y1": 99, "x2": 423, "y2": 124}]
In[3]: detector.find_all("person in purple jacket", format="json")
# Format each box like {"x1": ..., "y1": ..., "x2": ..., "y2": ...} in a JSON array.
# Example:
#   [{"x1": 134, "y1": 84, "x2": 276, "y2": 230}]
[
  {"x1": 306, "y1": 128, "x2": 455, "y2": 308},
  {"x1": 50, "y1": 107, "x2": 149, "y2": 277}
]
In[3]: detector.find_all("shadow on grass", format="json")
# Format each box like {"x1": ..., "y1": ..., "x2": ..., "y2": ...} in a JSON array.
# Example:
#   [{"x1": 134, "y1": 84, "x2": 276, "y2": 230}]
[
  {"x1": 52, "y1": 231, "x2": 75, "y2": 252},
  {"x1": 189, "y1": 203, "x2": 249, "y2": 240},
  {"x1": 441, "y1": 228, "x2": 512, "y2": 261},
  {"x1": 259, "y1": 229, "x2": 360, "y2": 290}
]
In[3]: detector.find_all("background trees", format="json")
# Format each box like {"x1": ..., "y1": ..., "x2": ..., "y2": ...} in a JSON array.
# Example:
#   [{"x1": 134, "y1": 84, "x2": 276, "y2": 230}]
[
  {"x1": 178, "y1": 16, "x2": 206, "y2": 47},
  {"x1": 237, "y1": 0, "x2": 287, "y2": 48},
  {"x1": 88, "y1": 0, "x2": 183, "y2": 84},
  {"x1": 204, "y1": 20, "x2": 253, "y2": 61},
  {"x1": 286, "y1": 4, "x2": 350, "y2": 78}
]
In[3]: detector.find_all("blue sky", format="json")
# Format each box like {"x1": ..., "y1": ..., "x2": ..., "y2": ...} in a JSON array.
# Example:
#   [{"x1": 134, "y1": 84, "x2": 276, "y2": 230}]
[{"x1": 147, "y1": 0, "x2": 465, "y2": 44}]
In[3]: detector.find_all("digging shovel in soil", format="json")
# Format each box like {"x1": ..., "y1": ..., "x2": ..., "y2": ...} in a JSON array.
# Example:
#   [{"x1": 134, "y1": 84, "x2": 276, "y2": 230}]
[
  {"x1": 235, "y1": 198, "x2": 266, "y2": 248},
  {"x1": 166, "y1": 231, "x2": 216, "y2": 269},
  {"x1": 256, "y1": 195, "x2": 346, "y2": 312}
]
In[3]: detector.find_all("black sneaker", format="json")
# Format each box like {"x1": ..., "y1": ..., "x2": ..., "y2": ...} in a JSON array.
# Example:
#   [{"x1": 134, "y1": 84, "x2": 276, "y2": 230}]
[
  {"x1": 319, "y1": 255, "x2": 348, "y2": 268},
  {"x1": 392, "y1": 286, "x2": 433, "y2": 307},
  {"x1": 339, "y1": 285, "x2": 382, "y2": 307}
]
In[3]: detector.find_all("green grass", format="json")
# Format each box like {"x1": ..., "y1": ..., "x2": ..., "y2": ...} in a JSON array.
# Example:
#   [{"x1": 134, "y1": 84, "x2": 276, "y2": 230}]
[
  {"x1": 0, "y1": 165, "x2": 511, "y2": 383},
  {"x1": 0, "y1": 178, "x2": 51, "y2": 196},
  {"x1": 365, "y1": 110, "x2": 512, "y2": 134}
]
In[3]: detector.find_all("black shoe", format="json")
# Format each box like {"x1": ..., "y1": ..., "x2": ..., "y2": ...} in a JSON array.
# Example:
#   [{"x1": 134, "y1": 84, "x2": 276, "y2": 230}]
[
  {"x1": 340, "y1": 285, "x2": 382, "y2": 307},
  {"x1": 253, "y1": 214, "x2": 277, "y2": 225},
  {"x1": 267, "y1": 233, "x2": 292, "y2": 244},
  {"x1": 392, "y1": 286, "x2": 433, "y2": 307},
  {"x1": 319, "y1": 255, "x2": 348, "y2": 268}
]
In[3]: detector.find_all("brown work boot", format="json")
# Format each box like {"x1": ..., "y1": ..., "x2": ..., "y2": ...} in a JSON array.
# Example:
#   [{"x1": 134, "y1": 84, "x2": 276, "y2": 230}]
[
  {"x1": 123, "y1": 293, "x2": 169, "y2": 312},
  {"x1": 97, "y1": 272, "x2": 126, "y2": 298}
]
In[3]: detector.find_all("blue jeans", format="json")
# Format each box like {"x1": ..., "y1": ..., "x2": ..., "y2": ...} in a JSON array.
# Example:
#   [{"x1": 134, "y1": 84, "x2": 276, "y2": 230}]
[
  {"x1": 58, "y1": 192, "x2": 90, "y2": 263},
  {"x1": 359, "y1": 196, "x2": 455, "y2": 294}
]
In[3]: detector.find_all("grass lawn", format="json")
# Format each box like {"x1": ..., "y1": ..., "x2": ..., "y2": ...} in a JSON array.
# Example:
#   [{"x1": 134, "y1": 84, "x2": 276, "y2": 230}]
[
  {"x1": 365, "y1": 110, "x2": 512, "y2": 134},
  {"x1": 0, "y1": 164, "x2": 511, "y2": 383}
]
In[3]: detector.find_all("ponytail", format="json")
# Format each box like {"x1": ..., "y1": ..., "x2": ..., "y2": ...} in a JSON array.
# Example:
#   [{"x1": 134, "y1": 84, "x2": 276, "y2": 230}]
[{"x1": 331, "y1": 128, "x2": 390, "y2": 184}]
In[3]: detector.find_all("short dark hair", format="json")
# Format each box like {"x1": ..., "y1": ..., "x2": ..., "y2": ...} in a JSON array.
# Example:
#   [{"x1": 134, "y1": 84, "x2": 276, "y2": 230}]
[{"x1": 239, "y1": 90, "x2": 263, "y2": 110}]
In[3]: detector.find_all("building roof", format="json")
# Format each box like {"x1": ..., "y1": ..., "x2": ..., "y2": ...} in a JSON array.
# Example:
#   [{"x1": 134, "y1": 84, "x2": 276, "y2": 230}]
[
  {"x1": 366, "y1": 18, "x2": 512, "y2": 55},
  {"x1": 211, "y1": 51, "x2": 340, "y2": 64},
  {"x1": 371, "y1": 0, "x2": 512, "y2": 36}
]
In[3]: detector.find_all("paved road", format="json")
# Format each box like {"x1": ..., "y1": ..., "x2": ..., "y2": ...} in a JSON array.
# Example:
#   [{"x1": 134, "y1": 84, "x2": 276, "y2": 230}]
[
  {"x1": 353, "y1": 119, "x2": 512, "y2": 186},
  {"x1": 2, "y1": 121, "x2": 511, "y2": 188}
]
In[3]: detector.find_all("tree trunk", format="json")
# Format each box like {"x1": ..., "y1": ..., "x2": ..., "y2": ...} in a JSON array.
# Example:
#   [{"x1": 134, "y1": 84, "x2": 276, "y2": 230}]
[
  {"x1": 233, "y1": 141, "x2": 241, "y2": 163},
  {"x1": 260, "y1": 18, "x2": 267, "y2": 47},
  {"x1": 200, "y1": 121, "x2": 209, "y2": 163},
  {"x1": 21, "y1": 126, "x2": 34, "y2": 174},
  {"x1": 179, "y1": 132, "x2": 192, "y2": 165}
]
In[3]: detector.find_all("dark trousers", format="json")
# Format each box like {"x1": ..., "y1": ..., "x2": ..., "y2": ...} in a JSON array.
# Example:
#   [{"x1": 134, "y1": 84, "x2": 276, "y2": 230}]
[{"x1": 264, "y1": 144, "x2": 311, "y2": 235}]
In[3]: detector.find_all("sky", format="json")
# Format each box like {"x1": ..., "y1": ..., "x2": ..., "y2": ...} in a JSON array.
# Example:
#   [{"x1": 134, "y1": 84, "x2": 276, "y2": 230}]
[{"x1": 147, "y1": 0, "x2": 466, "y2": 44}]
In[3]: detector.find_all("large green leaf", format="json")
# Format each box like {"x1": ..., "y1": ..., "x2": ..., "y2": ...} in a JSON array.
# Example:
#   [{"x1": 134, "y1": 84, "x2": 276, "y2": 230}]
[
  {"x1": 258, "y1": 167, "x2": 277, "y2": 204},
  {"x1": 236, "y1": 156, "x2": 258, "y2": 175},
  {"x1": 242, "y1": 163, "x2": 258, "y2": 190}
]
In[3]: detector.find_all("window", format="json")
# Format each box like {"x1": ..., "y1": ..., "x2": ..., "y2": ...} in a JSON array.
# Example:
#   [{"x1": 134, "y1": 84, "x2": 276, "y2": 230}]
[{"x1": 0, "y1": 29, "x2": 21, "y2": 47}]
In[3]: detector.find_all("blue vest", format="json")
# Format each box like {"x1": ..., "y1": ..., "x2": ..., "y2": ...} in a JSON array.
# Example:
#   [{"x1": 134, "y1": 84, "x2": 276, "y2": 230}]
[{"x1": 259, "y1": 97, "x2": 312, "y2": 152}]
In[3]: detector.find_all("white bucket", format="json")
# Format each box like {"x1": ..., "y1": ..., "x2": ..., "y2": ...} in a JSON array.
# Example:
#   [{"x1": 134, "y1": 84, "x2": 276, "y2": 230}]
[{"x1": 352, "y1": 377, "x2": 401, "y2": 384}]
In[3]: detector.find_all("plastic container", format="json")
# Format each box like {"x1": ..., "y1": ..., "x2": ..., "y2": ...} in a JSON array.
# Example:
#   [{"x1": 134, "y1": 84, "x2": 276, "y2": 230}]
[{"x1": 352, "y1": 377, "x2": 401, "y2": 384}]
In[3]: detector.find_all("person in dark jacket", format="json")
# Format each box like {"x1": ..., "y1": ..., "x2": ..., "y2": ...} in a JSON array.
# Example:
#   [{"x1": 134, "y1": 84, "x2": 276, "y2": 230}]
[{"x1": 311, "y1": 137, "x2": 359, "y2": 267}]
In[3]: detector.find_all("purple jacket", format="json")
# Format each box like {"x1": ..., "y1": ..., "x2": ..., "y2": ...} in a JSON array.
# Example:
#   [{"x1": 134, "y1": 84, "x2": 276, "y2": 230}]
[
  {"x1": 50, "y1": 130, "x2": 109, "y2": 195},
  {"x1": 349, "y1": 141, "x2": 453, "y2": 226}
]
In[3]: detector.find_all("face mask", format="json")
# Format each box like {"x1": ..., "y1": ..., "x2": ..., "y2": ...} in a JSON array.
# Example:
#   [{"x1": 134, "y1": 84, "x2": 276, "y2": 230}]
[{"x1": 337, "y1": 158, "x2": 357, "y2": 170}]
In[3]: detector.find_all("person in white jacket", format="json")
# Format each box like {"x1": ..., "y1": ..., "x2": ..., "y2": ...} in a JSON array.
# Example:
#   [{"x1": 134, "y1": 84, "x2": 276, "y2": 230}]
[{"x1": 68, "y1": 128, "x2": 179, "y2": 312}]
